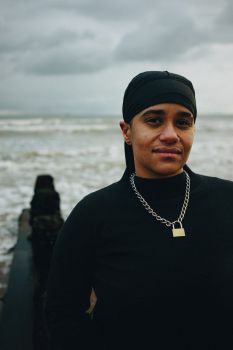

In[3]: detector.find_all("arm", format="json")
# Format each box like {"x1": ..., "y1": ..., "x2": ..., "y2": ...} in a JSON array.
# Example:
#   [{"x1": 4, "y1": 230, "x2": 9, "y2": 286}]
[{"x1": 45, "y1": 198, "x2": 97, "y2": 349}]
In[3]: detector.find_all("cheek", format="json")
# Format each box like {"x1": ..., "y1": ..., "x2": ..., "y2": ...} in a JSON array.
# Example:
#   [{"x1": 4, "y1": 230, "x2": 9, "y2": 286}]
[
  {"x1": 132, "y1": 132, "x2": 151, "y2": 151},
  {"x1": 132, "y1": 125, "x2": 154, "y2": 144},
  {"x1": 183, "y1": 133, "x2": 195, "y2": 152}
]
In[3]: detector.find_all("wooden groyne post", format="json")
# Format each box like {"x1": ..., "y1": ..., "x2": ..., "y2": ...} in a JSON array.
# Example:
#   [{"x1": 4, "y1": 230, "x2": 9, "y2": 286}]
[{"x1": 0, "y1": 209, "x2": 34, "y2": 350}]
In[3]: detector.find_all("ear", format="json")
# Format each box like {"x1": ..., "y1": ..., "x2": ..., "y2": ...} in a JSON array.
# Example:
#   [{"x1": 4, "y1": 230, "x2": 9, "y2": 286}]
[{"x1": 119, "y1": 121, "x2": 132, "y2": 145}]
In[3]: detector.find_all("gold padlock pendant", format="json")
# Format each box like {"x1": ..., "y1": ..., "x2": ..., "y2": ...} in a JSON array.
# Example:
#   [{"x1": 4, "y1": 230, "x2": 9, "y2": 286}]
[{"x1": 172, "y1": 221, "x2": 185, "y2": 237}]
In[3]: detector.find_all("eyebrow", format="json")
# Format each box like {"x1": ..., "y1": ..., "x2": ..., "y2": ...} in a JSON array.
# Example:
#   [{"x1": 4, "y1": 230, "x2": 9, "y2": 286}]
[
  {"x1": 177, "y1": 111, "x2": 193, "y2": 119},
  {"x1": 142, "y1": 109, "x2": 193, "y2": 119}
]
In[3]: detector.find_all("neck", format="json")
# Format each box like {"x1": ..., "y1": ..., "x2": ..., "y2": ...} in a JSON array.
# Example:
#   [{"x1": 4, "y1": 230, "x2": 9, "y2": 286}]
[
  {"x1": 134, "y1": 171, "x2": 187, "y2": 201},
  {"x1": 135, "y1": 168, "x2": 184, "y2": 180}
]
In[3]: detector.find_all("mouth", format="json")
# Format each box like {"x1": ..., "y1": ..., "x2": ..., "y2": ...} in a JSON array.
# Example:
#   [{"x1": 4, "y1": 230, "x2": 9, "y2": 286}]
[{"x1": 152, "y1": 147, "x2": 183, "y2": 155}]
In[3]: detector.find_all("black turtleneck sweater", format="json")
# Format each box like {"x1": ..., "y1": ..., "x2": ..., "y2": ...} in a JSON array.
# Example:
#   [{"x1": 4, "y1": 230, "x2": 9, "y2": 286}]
[{"x1": 46, "y1": 168, "x2": 233, "y2": 350}]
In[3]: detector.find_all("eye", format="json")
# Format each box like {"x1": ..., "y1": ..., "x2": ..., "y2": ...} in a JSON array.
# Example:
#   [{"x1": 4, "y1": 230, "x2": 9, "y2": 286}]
[
  {"x1": 146, "y1": 117, "x2": 163, "y2": 126},
  {"x1": 176, "y1": 118, "x2": 193, "y2": 128}
]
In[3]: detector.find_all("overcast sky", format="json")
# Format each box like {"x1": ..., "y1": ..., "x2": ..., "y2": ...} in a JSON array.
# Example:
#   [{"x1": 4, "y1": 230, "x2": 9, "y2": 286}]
[{"x1": 1, "y1": 0, "x2": 233, "y2": 116}]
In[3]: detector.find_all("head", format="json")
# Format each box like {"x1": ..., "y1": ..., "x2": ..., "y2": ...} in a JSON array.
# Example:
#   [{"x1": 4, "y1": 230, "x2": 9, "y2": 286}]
[{"x1": 120, "y1": 71, "x2": 196, "y2": 179}]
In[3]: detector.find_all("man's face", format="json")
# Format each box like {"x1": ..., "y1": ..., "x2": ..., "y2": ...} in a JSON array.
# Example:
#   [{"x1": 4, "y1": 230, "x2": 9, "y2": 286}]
[{"x1": 120, "y1": 103, "x2": 195, "y2": 179}]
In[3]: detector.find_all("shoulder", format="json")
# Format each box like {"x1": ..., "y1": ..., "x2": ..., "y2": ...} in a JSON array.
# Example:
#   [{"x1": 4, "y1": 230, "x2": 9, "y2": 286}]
[
  {"x1": 55, "y1": 181, "x2": 126, "y2": 245},
  {"x1": 87, "y1": 181, "x2": 123, "y2": 198},
  {"x1": 72, "y1": 179, "x2": 128, "y2": 215},
  {"x1": 195, "y1": 173, "x2": 233, "y2": 201},
  {"x1": 199, "y1": 174, "x2": 233, "y2": 190}
]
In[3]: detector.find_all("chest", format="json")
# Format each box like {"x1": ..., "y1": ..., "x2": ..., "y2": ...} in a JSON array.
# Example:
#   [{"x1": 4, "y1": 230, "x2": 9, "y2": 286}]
[{"x1": 94, "y1": 194, "x2": 233, "y2": 300}]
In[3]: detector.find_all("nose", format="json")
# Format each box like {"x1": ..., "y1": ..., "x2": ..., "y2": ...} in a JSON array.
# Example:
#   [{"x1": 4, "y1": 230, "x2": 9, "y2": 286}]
[{"x1": 159, "y1": 123, "x2": 179, "y2": 144}]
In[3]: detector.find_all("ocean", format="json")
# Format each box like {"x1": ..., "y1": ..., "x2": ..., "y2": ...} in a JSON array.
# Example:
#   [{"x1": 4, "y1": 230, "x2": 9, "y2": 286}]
[{"x1": 0, "y1": 114, "x2": 233, "y2": 294}]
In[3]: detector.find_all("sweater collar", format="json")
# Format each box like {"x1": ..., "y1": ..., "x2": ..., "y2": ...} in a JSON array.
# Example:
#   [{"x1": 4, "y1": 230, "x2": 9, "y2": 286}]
[
  {"x1": 121, "y1": 165, "x2": 201, "y2": 201},
  {"x1": 134, "y1": 171, "x2": 186, "y2": 201}
]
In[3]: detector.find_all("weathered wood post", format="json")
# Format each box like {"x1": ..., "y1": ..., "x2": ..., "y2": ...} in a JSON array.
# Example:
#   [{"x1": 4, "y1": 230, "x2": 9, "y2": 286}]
[
  {"x1": 29, "y1": 175, "x2": 64, "y2": 350},
  {"x1": 0, "y1": 175, "x2": 64, "y2": 350},
  {"x1": 0, "y1": 209, "x2": 34, "y2": 350}
]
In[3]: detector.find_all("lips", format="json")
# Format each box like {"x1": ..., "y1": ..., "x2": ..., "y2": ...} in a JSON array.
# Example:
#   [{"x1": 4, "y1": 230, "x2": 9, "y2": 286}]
[{"x1": 153, "y1": 147, "x2": 182, "y2": 154}]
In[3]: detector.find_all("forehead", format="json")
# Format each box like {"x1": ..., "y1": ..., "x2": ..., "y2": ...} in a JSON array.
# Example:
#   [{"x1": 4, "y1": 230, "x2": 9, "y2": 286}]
[{"x1": 139, "y1": 103, "x2": 193, "y2": 116}]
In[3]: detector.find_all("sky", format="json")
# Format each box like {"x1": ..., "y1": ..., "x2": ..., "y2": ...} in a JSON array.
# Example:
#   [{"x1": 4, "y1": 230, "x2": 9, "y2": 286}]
[{"x1": 1, "y1": 0, "x2": 233, "y2": 116}]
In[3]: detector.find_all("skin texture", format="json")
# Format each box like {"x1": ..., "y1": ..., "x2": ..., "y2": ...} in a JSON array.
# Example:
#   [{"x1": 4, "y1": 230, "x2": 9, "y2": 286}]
[{"x1": 120, "y1": 103, "x2": 195, "y2": 179}]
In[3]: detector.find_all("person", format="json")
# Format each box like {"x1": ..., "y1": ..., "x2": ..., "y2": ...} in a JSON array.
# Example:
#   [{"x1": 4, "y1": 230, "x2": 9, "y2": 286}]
[{"x1": 45, "y1": 71, "x2": 233, "y2": 350}]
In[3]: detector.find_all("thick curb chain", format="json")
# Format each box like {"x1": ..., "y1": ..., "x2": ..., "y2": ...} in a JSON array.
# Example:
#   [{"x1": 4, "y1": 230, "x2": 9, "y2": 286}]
[{"x1": 130, "y1": 170, "x2": 190, "y2": 227}]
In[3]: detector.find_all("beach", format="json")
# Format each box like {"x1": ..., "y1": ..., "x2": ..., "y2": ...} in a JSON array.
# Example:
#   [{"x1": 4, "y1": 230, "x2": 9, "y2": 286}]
[{"x1": 0, "y1": 114, "x2": 233, "y2": 296}]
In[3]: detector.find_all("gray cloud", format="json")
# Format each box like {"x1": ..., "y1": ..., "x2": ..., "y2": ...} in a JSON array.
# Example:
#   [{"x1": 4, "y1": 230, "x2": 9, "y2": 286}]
[
  {"x1": 1, "y1": 0, "x2": 233, "y2": 115},
  {"x1": 211, "y1": 0, "x2": 233, "y2": 43},
  {"x1": 24, "y1": 47, "x2": 110, "y2": 75},
  {"x1": 0, "y1": 23, "x2": 103, "y2": 75},
  {"x1": 1, "y1": 0, "x2": 233, "y2": 77},
  {"x1": 0, "y1": 29, "x2": 90, "y2": 55},
  {"x1": 114, "y1": 17, "x2": 206, "y2": 62},
  {"x1": 114, "y1": 0, "x2": 233, "y2": 63},
  {"x1": 1, "y1": 0, "x2": 158, "y2": 24},
  {"x1": 44, "y1": 0, "x2": 158, "y2": 21}
]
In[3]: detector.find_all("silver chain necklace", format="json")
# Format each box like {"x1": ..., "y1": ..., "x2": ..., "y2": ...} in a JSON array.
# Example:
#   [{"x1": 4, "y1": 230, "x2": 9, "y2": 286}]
[{"x1": 129, "y1": 170, "x2": 190, "y2": 237}]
